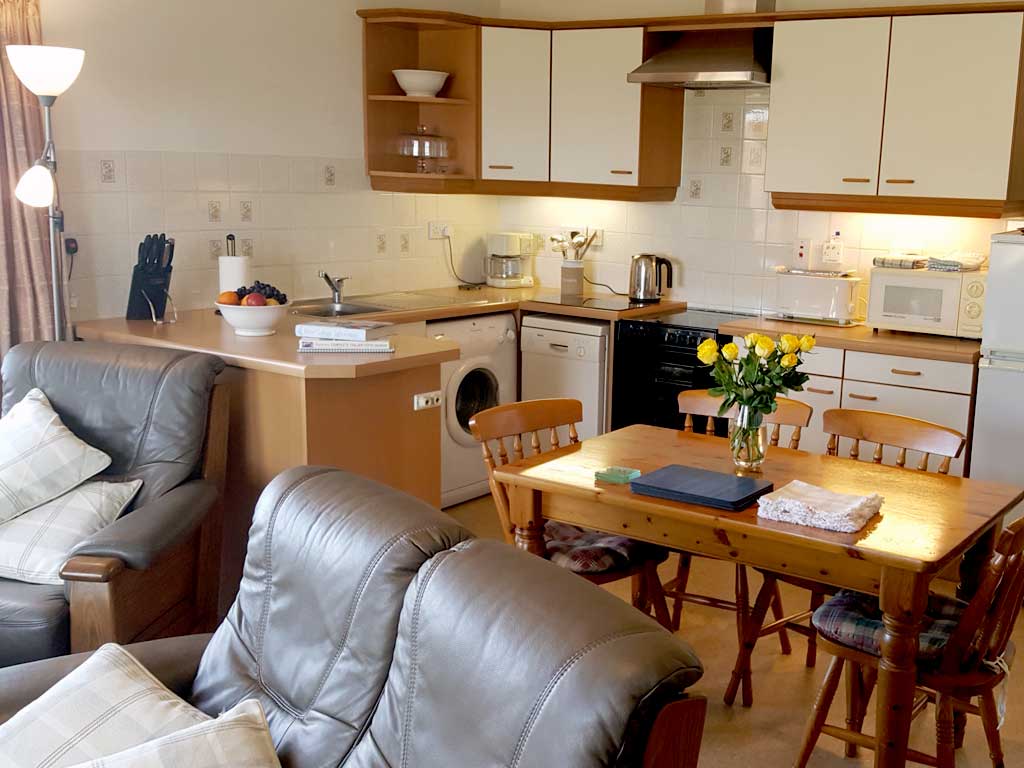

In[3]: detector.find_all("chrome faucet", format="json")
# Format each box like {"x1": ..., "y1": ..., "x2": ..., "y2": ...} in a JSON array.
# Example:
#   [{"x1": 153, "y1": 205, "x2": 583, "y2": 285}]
[{"x1": 319, "y1": 270, "x2": 350, "y2": 306}]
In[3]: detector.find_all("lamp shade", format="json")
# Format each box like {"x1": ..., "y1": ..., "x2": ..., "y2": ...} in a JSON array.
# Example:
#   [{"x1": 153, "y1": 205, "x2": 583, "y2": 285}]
[
  {"x1": 5, "y1": 45, "x2": 84, "y2": 97},
  {"x1": 15, "y1": 163, "x2": 55, "y2": 208}
]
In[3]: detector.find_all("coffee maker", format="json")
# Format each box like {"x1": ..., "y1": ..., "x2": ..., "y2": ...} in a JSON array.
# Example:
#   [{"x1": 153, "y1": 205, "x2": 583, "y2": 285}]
[{"x1": 485, "y1": 232, "x2": 535, "y2": 288}]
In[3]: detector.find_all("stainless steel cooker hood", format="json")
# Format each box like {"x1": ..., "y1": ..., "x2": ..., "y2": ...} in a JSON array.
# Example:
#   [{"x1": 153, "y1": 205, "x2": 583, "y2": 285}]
[{"x1": 627, "y1": 0, "x2": 774, "y2": 90}]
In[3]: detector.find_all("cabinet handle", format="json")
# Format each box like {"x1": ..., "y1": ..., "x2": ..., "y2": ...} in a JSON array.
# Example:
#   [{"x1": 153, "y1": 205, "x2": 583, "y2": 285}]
[
  {"x1": 488, "y1": 164, "x2": 514, "y2": 170},
  {"x1": 885, "y1": 179, "x2": 915, "y2": 184},
  {"x1": 610, "y1": 170, "x2": 634, "y2": 175},
  {"x1": 842, "y1": 177, "x2": 871, "y2": 183},
  {"x1": 890, "y1": 368, "x2": 922, "y2": 376},
  {"x1": 848, "y1": 393, "x2": 878, "y2": 402},
  {"x1": 807, "y1": 387, "x2": 835, "y2": 396}
]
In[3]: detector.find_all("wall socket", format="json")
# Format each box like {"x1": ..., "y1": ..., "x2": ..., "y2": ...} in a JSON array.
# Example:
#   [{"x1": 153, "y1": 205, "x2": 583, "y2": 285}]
[
  {"x1": 413, "y1": 390, "x2": 442, "y2": 410},
  {"x1": 427, "y1": 221, "x2": 454, "y2": 240}
]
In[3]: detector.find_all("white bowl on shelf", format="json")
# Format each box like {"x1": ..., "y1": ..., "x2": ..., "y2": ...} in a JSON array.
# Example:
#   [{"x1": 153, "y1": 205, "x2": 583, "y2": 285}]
[
  {"x1": 392, "y1": 69, "x2": 449, "y2": 98},
  {"x1": 216, "y1": 302, "x2": 288, "y2": 337}
]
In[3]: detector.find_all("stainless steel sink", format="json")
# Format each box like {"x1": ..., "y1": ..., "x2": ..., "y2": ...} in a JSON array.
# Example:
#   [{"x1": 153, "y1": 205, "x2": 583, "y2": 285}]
[{"x1": 290, "y1": 299, "x2": 385, "y2": 318}]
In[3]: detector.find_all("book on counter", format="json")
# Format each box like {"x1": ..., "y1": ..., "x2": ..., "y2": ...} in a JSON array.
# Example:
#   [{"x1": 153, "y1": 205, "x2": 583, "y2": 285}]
[
  {"x1": 294, "y1": 318, "x2": 393, "y2": 341},
  {"x1": 298, "y1": 337, "x2": 394, "y2": 353}
]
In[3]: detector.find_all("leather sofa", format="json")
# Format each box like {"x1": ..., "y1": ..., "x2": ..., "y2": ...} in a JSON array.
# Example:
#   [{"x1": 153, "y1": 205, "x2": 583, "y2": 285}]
[
  {"x1": 0, "y1": 342, "x2": 226, "y2": 666},
  {"x1": 0, "y1": 467, "x2": 707, "y2": 767}
]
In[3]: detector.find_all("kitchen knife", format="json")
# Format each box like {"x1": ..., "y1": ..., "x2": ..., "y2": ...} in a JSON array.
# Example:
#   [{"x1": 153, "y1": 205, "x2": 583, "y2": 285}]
[{"x1": 162, "y1": 238, "x2": 174, "y2": 268}]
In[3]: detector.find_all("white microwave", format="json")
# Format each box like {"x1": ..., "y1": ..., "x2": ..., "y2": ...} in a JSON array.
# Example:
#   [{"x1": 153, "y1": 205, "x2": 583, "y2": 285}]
[{"x1": 867, "y1": 268, "x2": 987, "y2": 338}]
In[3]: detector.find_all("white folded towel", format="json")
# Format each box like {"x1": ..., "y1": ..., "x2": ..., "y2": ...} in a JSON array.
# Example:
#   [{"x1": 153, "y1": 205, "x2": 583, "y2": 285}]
[{"x1": 756, "y1": 480, "x2": 883, "y2": 533}]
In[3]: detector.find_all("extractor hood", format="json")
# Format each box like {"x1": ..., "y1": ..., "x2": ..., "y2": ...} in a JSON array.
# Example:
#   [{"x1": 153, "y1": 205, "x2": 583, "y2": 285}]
[{"x1": 628, "y1": 0, "x2": 774, "y2": 89}]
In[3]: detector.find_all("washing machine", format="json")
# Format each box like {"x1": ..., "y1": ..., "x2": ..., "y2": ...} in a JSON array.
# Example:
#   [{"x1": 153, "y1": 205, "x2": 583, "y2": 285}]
[{"x1": 429, "y1": 313, "x2": 518, "y2": 507}]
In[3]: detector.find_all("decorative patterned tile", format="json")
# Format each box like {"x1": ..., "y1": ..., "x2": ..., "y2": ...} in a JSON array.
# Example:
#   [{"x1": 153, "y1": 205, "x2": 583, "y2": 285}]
[
  {"x1": 713, "y1": 106, "x2": 740, "y2": 136},
  {"x1": 741, "y1": 141, "x2": 767, "y2": 174}
]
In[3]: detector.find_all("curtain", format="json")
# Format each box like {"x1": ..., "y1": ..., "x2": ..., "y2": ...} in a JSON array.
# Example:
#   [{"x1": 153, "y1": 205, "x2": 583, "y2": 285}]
[{"x1": 0, "y1": 0, "x2": 52, "y2": 359}]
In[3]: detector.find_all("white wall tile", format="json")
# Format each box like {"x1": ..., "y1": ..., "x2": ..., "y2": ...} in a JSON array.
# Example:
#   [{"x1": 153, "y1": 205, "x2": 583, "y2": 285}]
[
  {"x1": 258, "y1": 156, "x2": 291, "y2": 192},
  {"x1": 767, "y1": 209, "x2": 798, "y2": 244},
  {"x1": 708, "y1": 208, "x2": 737, "y2": 240},
  {"x1": 126, "y1": 151, "x2": 163, "y2": 192},
  {"x1": 162, "y1": 152, "x2": 195, "y2": 191},
  {"x1": 738, "y1": 175, "x2": 768, "y2": 209},
  {"x1": 63, "y1": 193, "x2": 128, "y2": 235},
  {"x1": 195, "y1": 153, "x2": 229, "y2": 191},
  {"x1": 797, "y1": 210, "x2": 831, "y2": 242},
  {"x1": 736, "y1": 209, "x2": 767, "y2": 243},
  {"x1": 127, "y1": 192, "x2": 165, "y2": 232},
  {"x1": 228, "y1": 155, "x2": 260, "y2": 191}
]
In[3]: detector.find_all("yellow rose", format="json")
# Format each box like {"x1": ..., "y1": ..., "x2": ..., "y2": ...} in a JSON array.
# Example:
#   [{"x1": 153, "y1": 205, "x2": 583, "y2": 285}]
[
  {"x1": 721, "y1": 342, "x2": 740, "y2": 362},
  {"x1": 696, "y1": 338, "x2": 719, "y2": 365},
  {"x1": 779, "y1": 334, "x2": 800, "y2": 354},
  {"x1": 743, "y1": 332, "x2": 761, "y2": 348},
  {"x1": 780, "y1": 353, "x2": 799, "y2": 368},
  {"x1": 754, "y1": 337, "x2": 775, "y2": 358},
  {"x1": 799, "y1": 335, "x2": 816, "y2": 353}
]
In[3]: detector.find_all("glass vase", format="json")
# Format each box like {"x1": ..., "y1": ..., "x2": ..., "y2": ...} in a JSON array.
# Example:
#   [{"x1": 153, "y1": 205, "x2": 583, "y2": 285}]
[{"x1": 731, "y1": 405, "x2": 767, "y2": 471}]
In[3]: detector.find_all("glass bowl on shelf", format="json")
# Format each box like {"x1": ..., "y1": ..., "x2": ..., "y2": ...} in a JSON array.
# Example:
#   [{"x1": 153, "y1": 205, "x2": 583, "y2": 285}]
[{"x1": 397, "y1": 125, "x2": 451, "y2": 174}]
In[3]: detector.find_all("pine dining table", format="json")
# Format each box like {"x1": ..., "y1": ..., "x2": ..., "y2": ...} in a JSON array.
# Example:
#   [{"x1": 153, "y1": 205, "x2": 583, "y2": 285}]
[{"x1": 491, "y1": 424, "x2": 1024, "y2": 768}]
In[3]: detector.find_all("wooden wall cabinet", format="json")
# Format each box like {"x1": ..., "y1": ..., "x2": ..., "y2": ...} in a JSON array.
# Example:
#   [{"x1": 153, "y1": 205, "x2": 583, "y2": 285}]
[{"x1": 768, "y1": 12, "x2": 1024, "y2": 218}]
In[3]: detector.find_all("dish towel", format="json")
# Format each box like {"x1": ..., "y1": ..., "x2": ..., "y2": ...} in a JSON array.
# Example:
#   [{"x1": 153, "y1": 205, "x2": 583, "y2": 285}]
[
  {"x1": 756, "y1": 480, "x2": 883, "y2": 533},
  {"x1": 872, "y1": 255, "x2": 927, "y2": 269},
  {"x1": 927, "y1": 252, "x2": 987, "y2": 272}
]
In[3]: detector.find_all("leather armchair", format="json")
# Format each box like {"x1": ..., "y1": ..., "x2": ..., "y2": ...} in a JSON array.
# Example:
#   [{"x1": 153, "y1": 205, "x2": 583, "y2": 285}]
[
  {"x1": 0, "y1": 467, "x2": 707, "y2": 767},
  {"x1": 0, "y1": 342, "x2": 227, "y2": 666}
]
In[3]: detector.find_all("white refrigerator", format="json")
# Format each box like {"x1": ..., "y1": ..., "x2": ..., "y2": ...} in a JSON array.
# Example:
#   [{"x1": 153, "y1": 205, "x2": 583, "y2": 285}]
[{"x1": 972, "y1": 231, "x2": 1024, "y2": 522}]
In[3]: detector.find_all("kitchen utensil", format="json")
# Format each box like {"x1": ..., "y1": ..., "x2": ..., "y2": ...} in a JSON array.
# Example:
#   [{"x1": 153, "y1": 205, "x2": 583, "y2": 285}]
[
  {"x1": 392, "y1": 69, "x2": 449, "y2": 97},
  {"x1": 161, "y1": 238, "x2": 174, "y2": 268},
  {"x1": 628, "y1": 253, "x2": 673, "y2": 302},
  {"x1": 226, "y1": 233, "x2": 236, "y2": 258}
]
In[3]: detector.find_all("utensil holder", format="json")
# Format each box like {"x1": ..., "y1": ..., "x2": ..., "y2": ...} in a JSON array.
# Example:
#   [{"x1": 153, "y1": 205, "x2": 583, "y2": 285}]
[
  {"x1": 561, "y1": 261, "x2": 584, "y2": 297},
  {"x1": 126, "y1": 265, "x2": 175, "y2": 323}
]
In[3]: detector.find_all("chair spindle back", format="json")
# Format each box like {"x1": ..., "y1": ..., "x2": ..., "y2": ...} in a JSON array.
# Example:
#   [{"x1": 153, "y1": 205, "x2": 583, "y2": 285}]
[
  {"x1": 822, "y1": 409, "x2": 965, "y2": 475},
  {"x1": 677, "y1": 390, "x2": 813, "y2": 449}
]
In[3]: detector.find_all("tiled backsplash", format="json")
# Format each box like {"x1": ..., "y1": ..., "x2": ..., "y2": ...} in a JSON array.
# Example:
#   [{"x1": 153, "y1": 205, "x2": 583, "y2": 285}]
[
  {"x1": 60, "y1": 151, "x2": 498, "y2": 320},
  {"x1": 498, "y1": 88, "x2": 1006, "y2": 311}
]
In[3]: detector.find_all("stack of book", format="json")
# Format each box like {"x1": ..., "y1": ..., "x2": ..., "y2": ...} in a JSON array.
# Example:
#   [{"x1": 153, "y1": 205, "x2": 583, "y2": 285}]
[{"x1": 295, "y1": 319, "x2": 395, "y2": 353}]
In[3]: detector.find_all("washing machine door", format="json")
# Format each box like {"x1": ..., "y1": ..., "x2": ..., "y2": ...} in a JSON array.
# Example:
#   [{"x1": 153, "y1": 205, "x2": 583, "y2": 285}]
[{"x1": 445, "y1": 358, "x2": 500, "y2": 448}]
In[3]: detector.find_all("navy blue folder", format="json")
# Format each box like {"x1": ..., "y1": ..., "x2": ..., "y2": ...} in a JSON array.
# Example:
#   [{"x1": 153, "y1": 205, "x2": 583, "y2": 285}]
[{"x1": 630, "y1": 465, "x2": 774, "y2": 511}]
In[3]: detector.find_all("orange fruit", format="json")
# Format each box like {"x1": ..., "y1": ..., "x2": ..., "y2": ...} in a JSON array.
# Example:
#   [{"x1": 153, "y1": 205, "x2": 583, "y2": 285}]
[{"x1": 217, "y1": 291, "x2": 240, "y2": 306}]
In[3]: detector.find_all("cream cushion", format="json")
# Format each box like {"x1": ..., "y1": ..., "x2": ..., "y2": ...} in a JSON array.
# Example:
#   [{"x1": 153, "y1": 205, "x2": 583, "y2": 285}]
[
  {"x1": 0, "y1": 479, "x2": 142, "y2": 585},
  {"x1": 64, "y1": 700, "x2": 281, "y2": 768},
  {"x1": 0, "y1": 388, "x2": 111, "y2": 524},
  {"x1": 0, "y1": 643, "x2": 210, "y2": 768}
]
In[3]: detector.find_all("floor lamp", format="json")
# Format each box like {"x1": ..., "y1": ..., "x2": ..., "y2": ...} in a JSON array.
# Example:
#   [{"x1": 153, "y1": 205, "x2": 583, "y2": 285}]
[{"x1": 5, "y1": 45, "x2": 84, "y2": 342}]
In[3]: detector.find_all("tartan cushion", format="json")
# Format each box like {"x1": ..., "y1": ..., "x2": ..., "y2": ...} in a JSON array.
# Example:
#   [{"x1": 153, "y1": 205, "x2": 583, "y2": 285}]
[
  {"x1": 544, "y1": 520, "x2": 666, "y2": 574},
  {"x1": 64, "y1": 700, "x2": 280, "y2": 768},
  {"x1": 812, "y1": 589, "x2": 966, "y2": 662}
]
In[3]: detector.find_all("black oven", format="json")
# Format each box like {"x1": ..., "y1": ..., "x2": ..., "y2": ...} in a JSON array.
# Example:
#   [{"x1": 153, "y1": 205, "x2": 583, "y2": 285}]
[{"x1": 612, "y1": 310, "x2": 748, "y2": 432}]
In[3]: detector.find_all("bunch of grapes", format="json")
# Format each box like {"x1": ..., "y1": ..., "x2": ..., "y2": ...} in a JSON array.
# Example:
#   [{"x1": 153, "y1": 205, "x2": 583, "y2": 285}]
[{"x1": 235, "y1": 282, "x2": 287, "y2": 305}]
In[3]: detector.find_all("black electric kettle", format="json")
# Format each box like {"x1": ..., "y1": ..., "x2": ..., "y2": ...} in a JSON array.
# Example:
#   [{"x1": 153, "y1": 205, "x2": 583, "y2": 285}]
[{"x1": 628, "y1": 253, "x2": 673, "y2": 302}]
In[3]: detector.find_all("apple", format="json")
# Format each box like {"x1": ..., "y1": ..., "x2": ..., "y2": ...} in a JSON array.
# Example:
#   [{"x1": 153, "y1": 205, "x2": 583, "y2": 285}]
[{"x1": 241, "y1": 292, "x2": 267, "y2": 306}]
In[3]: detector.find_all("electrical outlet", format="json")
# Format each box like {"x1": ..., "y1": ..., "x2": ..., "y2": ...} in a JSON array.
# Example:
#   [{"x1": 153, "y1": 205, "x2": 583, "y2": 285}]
[
  {"x1": 427, "y1": 221, "x2": 453, "y2": 240},
  {"x1": 413, "y1": 390, "x2": 443, "y2": 411},
  {"x1": 399, "y1": 232, "x2": 411, "y2": 255},
  {"x1": 375, "y1": 231, "x2": 388, "y2": 255}
]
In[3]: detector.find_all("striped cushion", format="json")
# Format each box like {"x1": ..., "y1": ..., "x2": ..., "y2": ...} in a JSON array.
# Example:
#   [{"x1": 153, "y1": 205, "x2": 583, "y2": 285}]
[
  {"x1": 64, "y1": 700, "x2": 280, "y2": 768},
  {"x1": 0, "y1": 643, "x2": 210, "y2": 768},
  {"x1": 0, "y1": 389, "x2": 111, "y2": 525},
  {"x1": 545, "y1": 520, "x2": 666, "y2": 574},
  {"x1": 812, "y1": 589, "x2": 966, "y2": 662}
]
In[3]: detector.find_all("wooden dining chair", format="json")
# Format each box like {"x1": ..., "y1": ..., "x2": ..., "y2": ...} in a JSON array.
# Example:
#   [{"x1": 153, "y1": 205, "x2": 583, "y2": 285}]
[
  {"x1": 468, "y1": 398, "x2": 672, "y2": 629},
  {"x1": 796, "y1": 518, "x2": 1024, "y2": 768},
  {"x1": 671, "y1": 390, "x2": 820, "y2": 707}
]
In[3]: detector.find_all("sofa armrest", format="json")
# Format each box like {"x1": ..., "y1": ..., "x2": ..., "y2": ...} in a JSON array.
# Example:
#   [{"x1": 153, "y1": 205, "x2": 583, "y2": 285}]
[
  {"x1": 67, "y1": 480, "x2": 218, "y2": 572},
  {"x1": 0, "y1": 634, "x2": 212, "y2": 725}
]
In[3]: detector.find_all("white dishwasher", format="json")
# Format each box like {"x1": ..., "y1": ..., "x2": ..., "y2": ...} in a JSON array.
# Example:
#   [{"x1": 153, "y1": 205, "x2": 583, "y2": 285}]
[{"x1": 520, "y1": 314, "x2": 608, "y2": 441}]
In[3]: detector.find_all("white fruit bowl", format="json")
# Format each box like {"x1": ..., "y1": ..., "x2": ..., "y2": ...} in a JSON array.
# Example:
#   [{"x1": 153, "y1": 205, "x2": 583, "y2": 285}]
[
  {"x1": 216, "y1": 302, "x2": 288, "y2": 337},
  {"x1": 392, "y1": 69, "x2": 449, "y2": 98}
]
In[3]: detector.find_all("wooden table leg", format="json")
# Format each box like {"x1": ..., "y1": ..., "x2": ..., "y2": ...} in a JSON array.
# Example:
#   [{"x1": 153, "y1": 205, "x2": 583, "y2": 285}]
[
  {"x1": 508, "y1": 484, "x2": 546, "y2": 557},
  {"x1": 957, "y1": 524, "x2": 997, "y2": 602},
  {"x1": 875, "y1": 568, "x2": 929, "y2": 768}
]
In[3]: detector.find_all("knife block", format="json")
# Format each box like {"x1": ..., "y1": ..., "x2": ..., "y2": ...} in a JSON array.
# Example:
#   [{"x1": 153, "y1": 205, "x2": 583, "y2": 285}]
[{"x1": 126, "y1": 264, "x2": 173, "y2": 321}]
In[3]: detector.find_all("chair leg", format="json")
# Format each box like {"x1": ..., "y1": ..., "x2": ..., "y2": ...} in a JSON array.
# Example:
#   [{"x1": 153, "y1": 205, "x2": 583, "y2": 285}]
[
  {"x1": 644, "y1": 560, "x2": 673, "y2": 631},
  {"x1": 953, "y1": 706, "x2": 967, "y2": 750},
  {"x1": 978, "y1": 689, "x2": 1005, "y2": 768},
  {"x1": 794, "y1": 655, "x2": 844, "y2": 768},
  {"x1": 632, "y1": 572, "x2": 648, "y2": 613},
  {"x1": 935, "y1": 693, "x2": 956, "y2": 768},
  {"x1": 725, "y1": 571, "x2": 775, "y2": 707},
  {"x1": 805, "y1": 591, "x2": 825, "y2": 668},
  {"x1": 844, "y1": 662, "x2": 864, "y2": 758},
  {"x1": 770, "y1": 582, "x2": 793, "y2": 655},
  {"x1": 669, "y1": 553, "x2": 692, "y2": 632}
]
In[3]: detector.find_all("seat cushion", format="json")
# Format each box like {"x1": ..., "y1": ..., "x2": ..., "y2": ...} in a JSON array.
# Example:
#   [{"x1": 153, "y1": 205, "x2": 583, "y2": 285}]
[
  {"x1": 544, "y1": 520, "x2": 666, "y2": 574},
  {"x1": 813, "y1": 589, "x2": 965, "y2": 662},
  {"x1": 0, "y1": 577, "x2": 68, "y2": 667}
]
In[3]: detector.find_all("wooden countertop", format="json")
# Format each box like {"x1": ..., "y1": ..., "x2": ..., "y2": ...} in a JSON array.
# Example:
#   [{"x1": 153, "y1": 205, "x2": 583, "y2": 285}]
[
  {"x1": 718, "y1": 317, "x2": 982, "y2": 365},
  {"x1": 74, "y1": 311, "x2": 461, "y2": 379}
]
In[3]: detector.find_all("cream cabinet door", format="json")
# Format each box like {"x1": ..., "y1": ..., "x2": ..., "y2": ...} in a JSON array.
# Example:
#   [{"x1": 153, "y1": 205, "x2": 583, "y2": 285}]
[
  {"x1": 550, "y1": 28, "x2": 643, "y2": 186},
  {"x1": 878, "y1": 13, "x2": 1023, "y2": 200},
  {"x1": 788, "y1": 375, "x2": 842, "y2": 456},
  {"x1": 765, "y1": 18, "x2": 891, "y2": 195},
  {"x1": 481, "y1": 27, "x2": 551, "y2": 182}
]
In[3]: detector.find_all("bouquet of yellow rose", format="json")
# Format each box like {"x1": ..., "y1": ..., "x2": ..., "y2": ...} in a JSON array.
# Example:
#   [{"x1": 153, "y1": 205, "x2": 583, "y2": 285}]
[{"x1": 695, "y1": 332, "x2": 815, "y2": 469}]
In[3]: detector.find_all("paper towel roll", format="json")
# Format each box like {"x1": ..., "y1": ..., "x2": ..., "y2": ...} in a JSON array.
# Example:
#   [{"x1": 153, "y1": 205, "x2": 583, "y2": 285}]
[{"x1": 218, "y1": 256, "x2": 251, "y2": 294}]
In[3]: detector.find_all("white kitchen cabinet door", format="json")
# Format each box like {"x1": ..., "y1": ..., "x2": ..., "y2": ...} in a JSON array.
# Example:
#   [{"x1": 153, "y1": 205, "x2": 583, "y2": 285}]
[
  {"x1": 840, "y1": 381, "x2": 971, "y2": 476},
  {"x1": 788, "y1": 374, "x2": 842, "y2": 456},
  {"x1": 765, "y1": 18, "x2": 891, "y2": 195},
  {"x1": 879, "y1": 13, "x2": 1023, "y2": 200},
  {"x1": 481, "y1": 27, "x2": 551, "y2": 182},
  {"x1": 551, "y1": 28, "x2": 643, "y2": 186}
]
